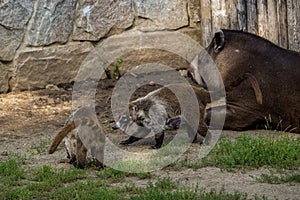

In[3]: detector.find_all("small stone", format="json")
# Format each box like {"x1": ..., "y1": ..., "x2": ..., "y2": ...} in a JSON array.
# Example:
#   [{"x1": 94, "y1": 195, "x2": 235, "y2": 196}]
[
  {"x1": 179, "y1": 69, "x2": 188, "y2": 77},
  {"x1": 46, "y1": 84, "x2": 60, "y2": 91},
  {"x1": 149, "y1": 81, "x2": 155, "y2": 86},
  {"x1": 47, "y1": 98, "x2": 55, "y2": 104}
]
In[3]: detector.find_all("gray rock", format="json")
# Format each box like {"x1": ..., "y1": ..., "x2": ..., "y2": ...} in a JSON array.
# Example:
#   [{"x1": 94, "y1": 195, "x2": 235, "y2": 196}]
[
  {"x1": 98, "y1": 29, "x2": 201, "y2": 74},
  {"x1": 73, "y1": 0, "x2": 134, "y2": 41},
  {"x1": 0, "y1": 61, "x2": 11, "y2": 93},
  {"x1": 134, "y1": 0, "x2": 188, "y2": 31},
  {"x1": 27, "y1": 0, "x2": 77, "y2": 46},
  {"x1": 188, "y1": 0, "x2": 201, "y2": 28},
  {"x1": 0, "y1": 0, "x2": 33, "y2": 61},
  {"x1": 12, "y1": 42, "x2": 94, "y2": 91}
]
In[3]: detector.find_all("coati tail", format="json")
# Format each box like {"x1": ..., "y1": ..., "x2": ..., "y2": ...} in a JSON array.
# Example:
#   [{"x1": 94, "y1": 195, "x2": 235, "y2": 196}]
[{"x1": 48, "y1": 120, "x2": 76, "y2": 154}]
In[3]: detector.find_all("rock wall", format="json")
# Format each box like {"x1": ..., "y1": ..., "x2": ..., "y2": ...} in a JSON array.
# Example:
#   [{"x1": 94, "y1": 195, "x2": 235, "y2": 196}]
[{"x1": 0, "y1": 0, "x2": 299, "y2": 93}]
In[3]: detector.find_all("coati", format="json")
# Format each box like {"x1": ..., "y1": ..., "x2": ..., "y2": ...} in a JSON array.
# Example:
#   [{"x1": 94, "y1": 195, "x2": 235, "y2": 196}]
[
  {"x1": 113, "y1": 84, "x2": 210, "y2": 148},
  {"x1": 48, "y1": 106, "x2": 105, "y2": 168}
]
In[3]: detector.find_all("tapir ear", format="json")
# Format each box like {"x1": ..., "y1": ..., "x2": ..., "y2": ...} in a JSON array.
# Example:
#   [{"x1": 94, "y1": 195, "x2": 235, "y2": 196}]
[{"x1": 214, "y1": 30, "x2": 225, "y2": 53}]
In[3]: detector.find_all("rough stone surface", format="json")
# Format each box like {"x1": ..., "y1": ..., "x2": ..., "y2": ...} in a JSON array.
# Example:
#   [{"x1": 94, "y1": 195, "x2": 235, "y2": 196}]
[
  {"x1": 0, "y1": 0, "x2": 33, "y2": 61},
  {"x1": 73, "y1": 0, "x2": 134, "y2": 41},
  {"x1": 0, "y1": 61, "x2": 11, "y2": 93},
  {"x1": 12, "y1": 42, "x2": 94, "y2": 91},
  {"x1": 100, "y1": 29, "x2": 202, "y2": 75},
  {"x1": 134, "y1": 0, "x2": 188, "y2": 31},
  {"x1": 28, "y1": 0, "x2": 77, "y2": 46},
  {"x1": 188, "y1": 0, "x2": 201, "y2": 28}
]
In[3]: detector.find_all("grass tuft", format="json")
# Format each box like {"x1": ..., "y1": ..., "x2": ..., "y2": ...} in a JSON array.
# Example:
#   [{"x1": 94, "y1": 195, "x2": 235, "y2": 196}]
[
  {"x1": 202, "y1": 135, "x2": 300, "y2": 170},
  {"x1": 0, "y1": 153, "x2": 26, "y2": 186}
]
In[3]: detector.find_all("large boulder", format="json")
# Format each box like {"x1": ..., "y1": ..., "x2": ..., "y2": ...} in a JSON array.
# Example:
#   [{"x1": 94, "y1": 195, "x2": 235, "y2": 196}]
[
  {"x1": 134, "y1": 0, "x2": 188, "y2": 31},
  {"x1": 27, "y1": 0, "x2": 77, "y2": 46},
  {"x1": 72, "y1": 0, "x2": 134, "y2": 41},
  {"x1": 99, "y1": 29, "x2": 202, "y2": 74},
  {"x1": 12, "y1": 42, "x2": 94, "y2": 91},
  {"x1": 0, "y1": 0, "x2": 33, "y2": 61}
]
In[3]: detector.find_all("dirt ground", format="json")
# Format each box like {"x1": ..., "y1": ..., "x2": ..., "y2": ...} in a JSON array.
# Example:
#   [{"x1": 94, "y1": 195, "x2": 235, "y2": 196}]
[{"x1": 0, "y1": 78, "x2": 299, "y2": 200}]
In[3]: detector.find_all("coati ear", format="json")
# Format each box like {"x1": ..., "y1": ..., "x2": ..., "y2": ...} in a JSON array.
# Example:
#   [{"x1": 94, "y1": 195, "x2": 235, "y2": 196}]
[{"x1": 214, "y1": 30, "x2": 225, "y2": 53}]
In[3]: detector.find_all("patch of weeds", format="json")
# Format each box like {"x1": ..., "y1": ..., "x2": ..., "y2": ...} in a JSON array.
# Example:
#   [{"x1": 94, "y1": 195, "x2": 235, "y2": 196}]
[
  {"x1": 131, "y1": 184, "x2": 250, "y2": 200},
  {"x1": 151, "y1": 145, "x2": 184, "y2": 158},
  {"x1": 27, "y1": 179, "x2": 115, "y2": 200},
  {"x1": 96, "y1": 167, "x2": 129, "y2": 183},
  {"x1": 105, "y1": 58, "x2": 123, "y2": 80},
  {"x1": 113, "y1": 58, "x2": 123, "y2": 79},
  {"x1": 164, "y1": 156, "x2": 201, "y2": 171},
  {"x1": 24, "y1": 165, "x2": 87, "y2": 195},
  {"x1": 32, "y1": 165, "x2": 86, "y2": 183},
  {"x1": 0, "y1": 153, "x2": 26, "y2": 186},
  {"x1": 96, "y1": 166, "x2": 152, "y2": 182},
  {"x1": 151, "y1": 177, "x2": 179, "y2": 191},
  {"x1": 180, "y1": 156, "x2": 201, "y2": 169},
  {"x1": 254, "y1": 170, "x2": 300, "y2": 184},
  {"x1": 199, "y1": 187, "x2": 248, "y2": 200},
  {"x1": 2, "y1": 187, "x2": 31, "y2": 200},
  {"x1": 108, "y1": 160, "x2": 151, "y2": 174},
  {"x1": 135, "y1": 172, "x2": 152, "y2": 179},
  {"x1": 30, "y1": 138, "x2": 50, "y2": 155},
  {"x1": 148, "y1": 144, "x2": 187, "y2": 169},
  {"x1": 202, "y1": 134, "x2": 300, "y2": 170}
]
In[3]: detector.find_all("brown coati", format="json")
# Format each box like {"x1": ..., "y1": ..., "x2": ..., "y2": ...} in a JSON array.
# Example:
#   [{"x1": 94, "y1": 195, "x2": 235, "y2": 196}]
[
  {"x1": 113, "y1": 84, "x2": 210, "y2": 148},
  {"x1": 48, "y1": 106, "x2": 105, "y2": 168}
]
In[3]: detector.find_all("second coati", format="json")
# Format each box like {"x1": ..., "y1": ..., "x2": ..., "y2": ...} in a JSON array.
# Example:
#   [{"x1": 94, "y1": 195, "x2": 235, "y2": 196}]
[
  {"x1": 113, "y1": 84, "x2": 210, "y2": 148},
  {"x1": 48, "y1": 106, "x2": 105, "y2": 168}
]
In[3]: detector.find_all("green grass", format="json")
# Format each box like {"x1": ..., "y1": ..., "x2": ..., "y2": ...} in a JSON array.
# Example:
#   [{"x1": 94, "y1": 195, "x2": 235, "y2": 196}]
[
  {"x1": 254, "y1": 170, "x2": 300, "y2": 184},
  {"x1": 0, "y1": 153, "x2": 269, "y2": 200},
  {"x1": 130, "y1": 185, "x2": 254, "y2": 200},
  {"x1": 0, "y1": 153, "x2": 26, "y2": 186},
  {"x1": 202, "y1": 135, "x2": 300, "y2": 170},
  {"x1": 2, "y1": 134, "x2": 298, "y2": 199},
  {"x1": 32, "y1": 138, "x2": 50, "y2": 154}
]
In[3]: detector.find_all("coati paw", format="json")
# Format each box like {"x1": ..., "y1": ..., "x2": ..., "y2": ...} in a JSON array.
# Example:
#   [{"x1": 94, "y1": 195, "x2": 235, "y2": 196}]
[
  {"x1": 119, "y1": 136, "x2": 140, "y2": 145},
  {"x1": 119, "y1": 139, "x2": 131, "y2": 145},
  {"x1": 150, "y1": 144, "x2": 162, "y2": 149}
]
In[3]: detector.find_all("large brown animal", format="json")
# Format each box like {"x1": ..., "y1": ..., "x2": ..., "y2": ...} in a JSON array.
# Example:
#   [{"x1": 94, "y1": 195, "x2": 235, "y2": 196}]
[{"x1": 190, "y1": 29, "x2": 300, "y2": 132}]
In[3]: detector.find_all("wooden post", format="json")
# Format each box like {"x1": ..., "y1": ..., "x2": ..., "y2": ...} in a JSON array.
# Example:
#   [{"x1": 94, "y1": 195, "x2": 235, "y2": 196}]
[
  {"x1": 247, "y1": 0, "x2": 258, "y2": 34},
  {"x1": 267, "y1": 0, "x2": 279, "y2": 44},
  {"x1": 277, "y1": 0, "x2": 288, "y2": 48},
  {"x1": 287, "y1": 0, "x2": 300, "y2": 51},
  {"x1": 237, "y1": 0, "x2": 247, "y2": 30},
  {"x1": 200, "y1": 0, "x2": 212, "y2": 47},
  {"x1": 226, "y1": 0, "x2": 239, "y2": 29},
  {"x1": 211, "y1": 0, "x2": 229, "y2": 33}
]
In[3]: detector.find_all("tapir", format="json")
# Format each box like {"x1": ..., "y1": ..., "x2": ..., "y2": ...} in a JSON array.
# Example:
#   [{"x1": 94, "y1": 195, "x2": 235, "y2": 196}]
[{"x1": 190, "y1": 29, "x2": 300, "y2": 132}]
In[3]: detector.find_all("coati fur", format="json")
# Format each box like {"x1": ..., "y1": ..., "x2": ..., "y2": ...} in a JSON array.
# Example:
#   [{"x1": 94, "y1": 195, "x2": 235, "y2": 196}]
[
  {"x1": 48, "y1": 106, "x2": 105, "y2": 168},
  {"x1": 114, "y1": 84, "x2": 210, "y2": 148}
]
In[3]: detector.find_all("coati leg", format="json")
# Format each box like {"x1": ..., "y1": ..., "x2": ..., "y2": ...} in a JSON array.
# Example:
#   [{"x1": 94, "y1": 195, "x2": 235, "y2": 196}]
[
  {"x1": 119, "y1": 136, "x2": 141, "y2": 145},
  {"x1": 73, "y1": 137, "x2": 87, "y2": 169},
  {"x1": 152, "y1": 132, "x2": 165, "y2": 149},
  {"x1": 165, "y1": 116, "x2": 200, "y2": 143}
]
